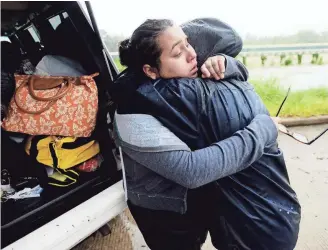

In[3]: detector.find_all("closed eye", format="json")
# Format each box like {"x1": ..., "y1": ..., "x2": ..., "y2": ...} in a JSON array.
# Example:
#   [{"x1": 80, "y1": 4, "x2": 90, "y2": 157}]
[{"x1": 174, "y1": 52, "x2": 182, "y2": 58}]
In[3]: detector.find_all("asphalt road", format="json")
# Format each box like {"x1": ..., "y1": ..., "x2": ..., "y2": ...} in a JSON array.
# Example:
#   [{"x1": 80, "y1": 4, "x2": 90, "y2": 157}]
[{"x1": 73, "y1": 124, "x2": 328, "y2": 250}]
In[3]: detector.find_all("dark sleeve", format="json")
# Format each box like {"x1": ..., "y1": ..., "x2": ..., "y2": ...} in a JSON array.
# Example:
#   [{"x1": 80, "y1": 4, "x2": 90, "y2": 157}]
[
  {"x1": 218, "y1": 53, "x2": 249, "y2": 81},
  {"x1": 209, "y1": 20, "x2": 243, "y2": 58},
  {"x1": 122, "y1": 114, "x2": 277, "y2": 189}
]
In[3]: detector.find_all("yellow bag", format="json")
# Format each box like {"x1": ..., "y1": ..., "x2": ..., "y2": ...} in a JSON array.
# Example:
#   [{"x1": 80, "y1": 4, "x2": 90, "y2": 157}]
[{"x1": 25, "y1": 136, "x2": 100, "y2": 170}]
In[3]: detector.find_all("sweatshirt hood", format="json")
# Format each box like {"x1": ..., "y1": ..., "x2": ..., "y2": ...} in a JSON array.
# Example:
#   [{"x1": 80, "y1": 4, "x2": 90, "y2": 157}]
[{"x1": 181, "y1": 18, "x2": 243, "y2": 67}]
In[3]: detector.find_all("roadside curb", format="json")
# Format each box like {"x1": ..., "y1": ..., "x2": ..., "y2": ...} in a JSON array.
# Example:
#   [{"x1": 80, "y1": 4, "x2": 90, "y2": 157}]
[{"x1": 280, "y1": 115, "x2": 328, "y2": 127}]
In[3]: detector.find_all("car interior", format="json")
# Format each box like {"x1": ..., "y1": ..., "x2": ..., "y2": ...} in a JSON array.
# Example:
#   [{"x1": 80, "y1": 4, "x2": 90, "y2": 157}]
[{"x1": 1, "y1": 1, "x2": 122, "y2": 248}]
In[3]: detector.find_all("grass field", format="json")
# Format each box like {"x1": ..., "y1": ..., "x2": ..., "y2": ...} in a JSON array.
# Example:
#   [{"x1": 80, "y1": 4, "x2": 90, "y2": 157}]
[
  {"x1": 114, "y1": 57, "x2": 126, "y2": 72},
  {"x1": 251, "y1": 78, "x2": 328, "y2": 117}
]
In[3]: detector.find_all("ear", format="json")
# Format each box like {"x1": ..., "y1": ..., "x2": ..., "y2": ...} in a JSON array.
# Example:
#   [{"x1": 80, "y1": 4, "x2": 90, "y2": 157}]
[{"x1": 143, "y1": 64, "x2": 160, "y2": 80}]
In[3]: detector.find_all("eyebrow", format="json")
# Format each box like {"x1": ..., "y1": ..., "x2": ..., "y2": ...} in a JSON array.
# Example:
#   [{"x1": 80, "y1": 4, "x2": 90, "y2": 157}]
[{"x1": 171, "y1": 36, "x2": 188, "y2": 52}]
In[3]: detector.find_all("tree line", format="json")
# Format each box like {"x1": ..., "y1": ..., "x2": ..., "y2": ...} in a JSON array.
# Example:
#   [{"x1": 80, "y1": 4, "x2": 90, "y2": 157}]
[
  {"x1": 243, "y1": 30, "x2": 328, "y2": 45},
  {"x1": 100, "y1": 29, "x2": 328, "y2": 52}
]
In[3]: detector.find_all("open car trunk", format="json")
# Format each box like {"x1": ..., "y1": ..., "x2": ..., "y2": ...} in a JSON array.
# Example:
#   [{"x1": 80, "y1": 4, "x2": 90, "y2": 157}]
[{"x1": 1, "y1": 2, "x2": 124, "y2": 248}]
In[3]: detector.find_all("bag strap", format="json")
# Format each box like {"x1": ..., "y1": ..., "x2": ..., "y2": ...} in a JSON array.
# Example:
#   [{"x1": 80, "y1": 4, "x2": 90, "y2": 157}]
[
  {"x1": 49, "y1": 143, "x2": 58, "y2": 170},
  {"x1": 30, "y1": 136, "x2": 79, "y2": 187},
  {"x1": 14, "y1": 77, "x2": 70, "y2": 114},
  {"x1": 48, "y1": 169, "x2": 79, "y2": 187},
  {"x1": 89, "y1": 72, "x2": 99, "y2": 78},
  {"x1": 29, "y1": 136, "x2": 50, "y2": 188},
  {"x1": 28, "y1": 77, "x2": 72, "y2": 101}
]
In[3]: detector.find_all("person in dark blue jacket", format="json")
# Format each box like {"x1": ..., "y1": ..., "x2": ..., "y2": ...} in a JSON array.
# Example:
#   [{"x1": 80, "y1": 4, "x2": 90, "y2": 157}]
[{"x1": 112, "y1": 18, "x2": 301, "y2": 250}]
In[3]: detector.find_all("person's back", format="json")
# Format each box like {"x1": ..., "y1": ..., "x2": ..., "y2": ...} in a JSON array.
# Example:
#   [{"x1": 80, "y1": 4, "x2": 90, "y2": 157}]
[{"x1": 133, "y1": 75, "x2": 301, "y2": 249}]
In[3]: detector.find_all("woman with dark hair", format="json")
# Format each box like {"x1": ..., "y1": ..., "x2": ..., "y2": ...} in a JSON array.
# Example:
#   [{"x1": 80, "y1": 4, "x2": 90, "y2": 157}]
[{"x1": 112, "y1": 18, "x2": 300, "y2": 250}]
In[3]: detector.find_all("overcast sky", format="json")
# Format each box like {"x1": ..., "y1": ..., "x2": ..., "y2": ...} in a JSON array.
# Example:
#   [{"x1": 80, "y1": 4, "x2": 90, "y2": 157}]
[{"x1": 86, "y1": 0, "x2": 328, "y2": 38}]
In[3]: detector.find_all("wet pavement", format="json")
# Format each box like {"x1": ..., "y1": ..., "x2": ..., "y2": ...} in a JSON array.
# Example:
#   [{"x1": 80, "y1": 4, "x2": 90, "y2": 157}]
[{"x1": 73, "y1": 124, "x2": 328, "y2": 250}]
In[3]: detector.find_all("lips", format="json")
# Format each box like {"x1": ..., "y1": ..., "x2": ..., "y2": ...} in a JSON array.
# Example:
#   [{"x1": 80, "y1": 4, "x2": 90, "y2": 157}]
[
  {"x1": 190, "y1": 64, "x2": 198, "y2": 72},
  {"x1": 190, "y1": 65, "x2": 198, "y2": 77}
]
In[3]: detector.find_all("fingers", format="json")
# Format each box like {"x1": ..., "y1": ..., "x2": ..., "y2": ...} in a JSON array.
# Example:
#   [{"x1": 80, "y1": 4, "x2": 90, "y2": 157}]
[
  {"x1": 217, "y1": 56, "x2": 225, "y2": 79},
  {"x1": 270, "y1": 117, "x2": 283, "y2": 131},
  {"x1": 201, "y1": 56, "x2": 226, "y2": 80},
  {"x1": 211, "y1": 58, "x2": 221, "y2": 80},
  {"x1": 201, "y1": 63, "x2": 211, "y2": 78},
  {"x1": 206, "y1": 59, "x2": 220, "y2": 80}
]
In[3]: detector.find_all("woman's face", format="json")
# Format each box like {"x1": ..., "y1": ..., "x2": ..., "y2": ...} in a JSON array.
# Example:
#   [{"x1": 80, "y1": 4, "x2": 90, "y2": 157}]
[{"x1": 157, "y1": 25, "x2": 198, "y2": 78}]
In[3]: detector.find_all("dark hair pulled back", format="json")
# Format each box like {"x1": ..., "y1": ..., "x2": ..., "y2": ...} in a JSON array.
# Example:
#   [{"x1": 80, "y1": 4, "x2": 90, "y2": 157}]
[{"x1": 119, "y1": 19, "x2": 173, "y2": 71}]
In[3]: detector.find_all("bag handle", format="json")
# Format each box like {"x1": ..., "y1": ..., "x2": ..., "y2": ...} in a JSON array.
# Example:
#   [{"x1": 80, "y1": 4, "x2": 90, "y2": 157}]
[
  {"x1": 14, "y1": 77, "x2": 69, "y2": 115},
  {"x1": 28, "y1": 77, "x2": 72, "y2": 101},
  {"x1": 14, "y1": 73, "x2": 99, "y2": 115}
]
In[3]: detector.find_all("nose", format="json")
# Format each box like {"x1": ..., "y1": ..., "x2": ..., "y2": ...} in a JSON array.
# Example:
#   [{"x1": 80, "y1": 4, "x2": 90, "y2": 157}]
[{"x1": 187, "y1": 47, "x2": 197, "y2": 63}]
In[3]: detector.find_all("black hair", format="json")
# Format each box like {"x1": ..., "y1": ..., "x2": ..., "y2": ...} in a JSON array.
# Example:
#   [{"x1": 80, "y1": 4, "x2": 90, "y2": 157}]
[{"x1": 119, "y1": 19, "x2": 173, "y2": 72}]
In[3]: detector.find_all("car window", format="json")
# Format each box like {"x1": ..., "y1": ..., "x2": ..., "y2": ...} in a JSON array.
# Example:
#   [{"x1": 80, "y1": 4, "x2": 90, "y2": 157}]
[
  {"x1": 48, "y1": 12, "x2": 70, "y2": 30},
  {"x1": 48, "y1": 15, "x2": 61, "y2": 30},
  {"x1": 27, "y1": 26, "x2": 40, "y2": 43},
  {"x1": 1, "y1": 36, "x2": 11, "y2": 42}
]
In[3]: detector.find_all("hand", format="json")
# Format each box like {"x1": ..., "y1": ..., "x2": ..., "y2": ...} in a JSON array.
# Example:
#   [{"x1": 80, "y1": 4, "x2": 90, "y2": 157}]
[
  {"x1": 201, "y1": 55, "x2": 226, "y2": 80},
  {"x1": 270, "y1": 117, "x2": 282, "y2": 130}
]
